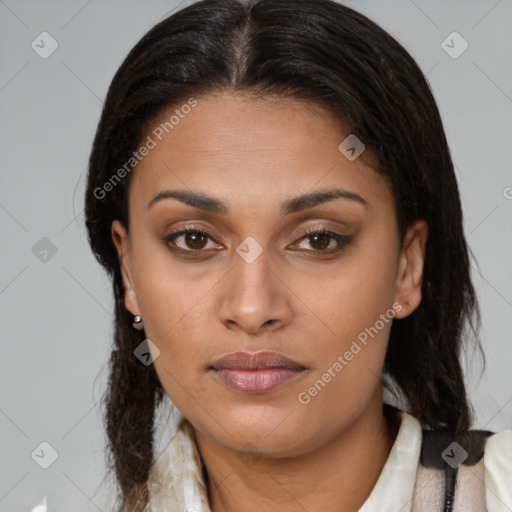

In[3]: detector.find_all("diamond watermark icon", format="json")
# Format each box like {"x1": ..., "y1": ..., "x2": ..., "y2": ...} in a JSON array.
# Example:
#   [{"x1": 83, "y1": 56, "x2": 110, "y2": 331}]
[
  {"x1": 31, "y1": 441, "x2": 59, "y2": 469},
  {"x1": 134, "y1": 338, "x2": 160, "y2": 366},
  {"x1": 441, "y1": 441, "x2": 468, "y2": 469},
  {"x1": 236, "y1": 236, "x2": 263, "y2": 264},
  {"x1": 32, "y1": 237, "x2": 58, "y2": 263},
  {"x1": 31, "y1": 32, "x2": 59, "y2": 59},
  {"x1": 338, "y1": 134, "x2": 365, "y2": 161},
  {"x1": 441, "y1": 31, "x2": 468, "y2": 59},
  {"x1": 236, "y1": 442, "x2": 263, "y2": 467}
]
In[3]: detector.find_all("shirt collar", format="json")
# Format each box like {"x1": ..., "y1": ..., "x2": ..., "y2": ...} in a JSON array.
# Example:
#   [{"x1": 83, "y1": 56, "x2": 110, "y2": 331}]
[{"x1": 147, "y1": 409, "x2": 423, "y2": 512}]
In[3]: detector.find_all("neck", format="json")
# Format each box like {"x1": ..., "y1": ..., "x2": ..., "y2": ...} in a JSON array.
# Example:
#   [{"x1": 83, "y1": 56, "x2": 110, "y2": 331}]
[{"x1": 193, "y1": 388, "x2": 400, "y2": 512}]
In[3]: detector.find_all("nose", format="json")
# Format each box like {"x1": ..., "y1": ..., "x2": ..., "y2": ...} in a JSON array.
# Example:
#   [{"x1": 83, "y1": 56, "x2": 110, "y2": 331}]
[{"x1": 216, "y1": 244, "x2": 293, "y2": 335}]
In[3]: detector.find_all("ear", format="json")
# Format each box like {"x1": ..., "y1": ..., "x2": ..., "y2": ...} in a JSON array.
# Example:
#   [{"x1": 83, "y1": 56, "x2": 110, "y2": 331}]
[
  {"x1": 393, "y1": 219, "x2": 428, "y2": 319},
  {"x1": 111, "y1": 219, "x2": 141, "y2": 317}
]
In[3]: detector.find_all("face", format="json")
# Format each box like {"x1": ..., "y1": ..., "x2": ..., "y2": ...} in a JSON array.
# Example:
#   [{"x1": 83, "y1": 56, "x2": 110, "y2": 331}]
[{"x1": 111, "y1": 91, "x2": 427, "y2": 458}]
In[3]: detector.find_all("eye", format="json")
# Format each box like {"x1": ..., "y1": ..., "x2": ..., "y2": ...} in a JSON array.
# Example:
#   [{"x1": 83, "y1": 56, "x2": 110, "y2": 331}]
[
  {"x1": 162, "y1": 225, "x2": 354, "y2": 257},
  {"x1": 163, "y1": 225, "x2": 222, "y2": 253},
  {"x1": 292, "y1": 227, "x2": 354, "y2": 254}
]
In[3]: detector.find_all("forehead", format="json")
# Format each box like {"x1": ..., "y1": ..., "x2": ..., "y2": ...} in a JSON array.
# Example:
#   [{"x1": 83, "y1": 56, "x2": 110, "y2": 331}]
[{"x1": 129, "y1": 92, "x2": 392, "y2": 217}]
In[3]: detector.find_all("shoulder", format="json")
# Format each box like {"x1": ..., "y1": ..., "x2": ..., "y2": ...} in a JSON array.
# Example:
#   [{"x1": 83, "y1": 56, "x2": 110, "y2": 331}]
[
  {"x1": 146, "y1": 416, "x2": 210, "y2": 512},
  {"x1": 413, "y1": 425, "x2": 512, "y2": 512},
  {"x1": 483, "y1": 429, "x2": 512, "y2": 510}
]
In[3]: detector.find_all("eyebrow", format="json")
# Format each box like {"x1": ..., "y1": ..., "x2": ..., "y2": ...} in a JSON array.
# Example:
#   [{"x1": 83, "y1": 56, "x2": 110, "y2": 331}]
[{"x1": 147, "y1": 188, "x2": 369, "y2": 215}]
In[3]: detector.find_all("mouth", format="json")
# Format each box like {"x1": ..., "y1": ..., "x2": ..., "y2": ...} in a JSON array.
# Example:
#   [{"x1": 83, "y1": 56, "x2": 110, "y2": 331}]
[
  {"x1": 209, "y1": 350, "x2": 306, "y2": 371},
  {"x1": 208, "y1": 350, "x2": 307, "y2": 394}
]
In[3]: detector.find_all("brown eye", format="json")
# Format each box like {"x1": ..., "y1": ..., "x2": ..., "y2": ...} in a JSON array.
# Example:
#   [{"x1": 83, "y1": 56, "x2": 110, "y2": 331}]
[
  {"x1": 182, "y1": 231, "x2": 208, "y2": 250},
  {"x1": 308, "y1": 231, "x2": 331, "y2": 251},
  {"x1": 294, "y1": 228, "x2": 354, "y2": 254},
  {"x1": 164, "y1": 227, "x2": 219, "y2": 253}
]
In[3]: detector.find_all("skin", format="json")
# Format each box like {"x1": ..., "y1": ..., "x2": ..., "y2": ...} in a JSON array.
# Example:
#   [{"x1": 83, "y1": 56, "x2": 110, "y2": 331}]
[{"x1": 111, "y1": 91, "x2": 428, "y2": 511}]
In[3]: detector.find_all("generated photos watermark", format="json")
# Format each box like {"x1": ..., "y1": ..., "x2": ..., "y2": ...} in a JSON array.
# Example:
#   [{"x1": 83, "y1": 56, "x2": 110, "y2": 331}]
[
  {"x1": 93, "y1": 97, "x2": 198, "y2": 200},
  {"x1": 298, "y1": 301, "x2": 403, "y2": 405}
]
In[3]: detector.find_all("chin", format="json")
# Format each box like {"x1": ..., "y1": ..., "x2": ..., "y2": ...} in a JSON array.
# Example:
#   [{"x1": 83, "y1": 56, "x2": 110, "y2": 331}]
[{"x1": 209, "y1": 408, "x2": 313, "y2": 455}]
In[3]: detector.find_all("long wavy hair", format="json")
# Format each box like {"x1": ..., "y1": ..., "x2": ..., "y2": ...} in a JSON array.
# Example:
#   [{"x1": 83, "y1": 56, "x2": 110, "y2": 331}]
[{"x1": 84, "y1": 0, "x2": 485, "y2": 509}]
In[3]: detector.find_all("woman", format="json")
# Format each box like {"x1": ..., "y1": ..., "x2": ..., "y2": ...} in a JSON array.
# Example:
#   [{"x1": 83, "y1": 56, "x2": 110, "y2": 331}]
[{"x1": 84, "y1": 0, "x2": 512, "y2": 510}]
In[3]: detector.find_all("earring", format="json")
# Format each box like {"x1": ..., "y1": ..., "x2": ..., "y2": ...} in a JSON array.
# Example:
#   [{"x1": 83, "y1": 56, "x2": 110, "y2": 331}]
[{"x1": 133, "y1": 315, "x2": 144, "y2": 330}]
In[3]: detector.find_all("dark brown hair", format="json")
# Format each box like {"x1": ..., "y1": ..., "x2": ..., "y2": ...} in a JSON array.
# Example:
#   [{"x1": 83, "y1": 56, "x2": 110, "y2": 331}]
[{"x1": 84, "y1": 0, "x2": 484, "y2": 509}]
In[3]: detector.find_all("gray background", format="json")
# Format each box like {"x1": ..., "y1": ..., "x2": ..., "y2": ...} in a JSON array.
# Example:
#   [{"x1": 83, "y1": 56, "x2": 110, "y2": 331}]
[{"x1": 1, "y1": 0, "x2": 511, "y2": 510}]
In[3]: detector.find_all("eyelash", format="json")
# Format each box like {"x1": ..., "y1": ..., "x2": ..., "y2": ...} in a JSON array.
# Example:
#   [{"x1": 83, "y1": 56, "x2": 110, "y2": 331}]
[
  {"x1": 301, "y1": 226, "x2": 354, "y2": 254},
  {"x1": 162, "y1": 224, "x2": 354, "y2": 257}
]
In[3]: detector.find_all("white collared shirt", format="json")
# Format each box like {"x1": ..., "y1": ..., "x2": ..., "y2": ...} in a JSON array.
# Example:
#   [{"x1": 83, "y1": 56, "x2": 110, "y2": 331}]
[{"x1": 146, "y1": 410, "x2": 512, "y2": 511}]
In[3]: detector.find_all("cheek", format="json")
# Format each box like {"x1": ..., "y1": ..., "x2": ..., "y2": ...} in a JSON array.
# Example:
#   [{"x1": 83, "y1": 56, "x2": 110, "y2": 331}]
[
  {"x1": 297, "y1": 308, "x2": 392, "y2": 430},
  {"x1": 295, "y1": 237, "x2": 397, "y2": 401},
  {"x1": 131, "y1": 237, "x2": 198, "y2": 336},
  {"x1": 131, "y1": 260, "x2": 206, "y2": 387},
  {"x1": 149, "y1": 321, "x2": 209, "y2": 417},
  {"x1": 302, "y1": 250, "x2": 398, "y2": 348}
]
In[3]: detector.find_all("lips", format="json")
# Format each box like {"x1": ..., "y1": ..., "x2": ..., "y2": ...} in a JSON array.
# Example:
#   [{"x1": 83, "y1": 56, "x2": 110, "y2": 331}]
[
  {"x1": 209, "y1": 351, "x2": 307, "y2": 393},
  {"x1": 209, "y1": 350, "x2": 305, "y2": 371}
]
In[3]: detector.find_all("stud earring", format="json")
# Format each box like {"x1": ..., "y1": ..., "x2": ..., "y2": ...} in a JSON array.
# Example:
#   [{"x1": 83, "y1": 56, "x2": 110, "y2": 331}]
[{"x1": 133, "y1": 315, "x2": 144, "y2": 330}]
